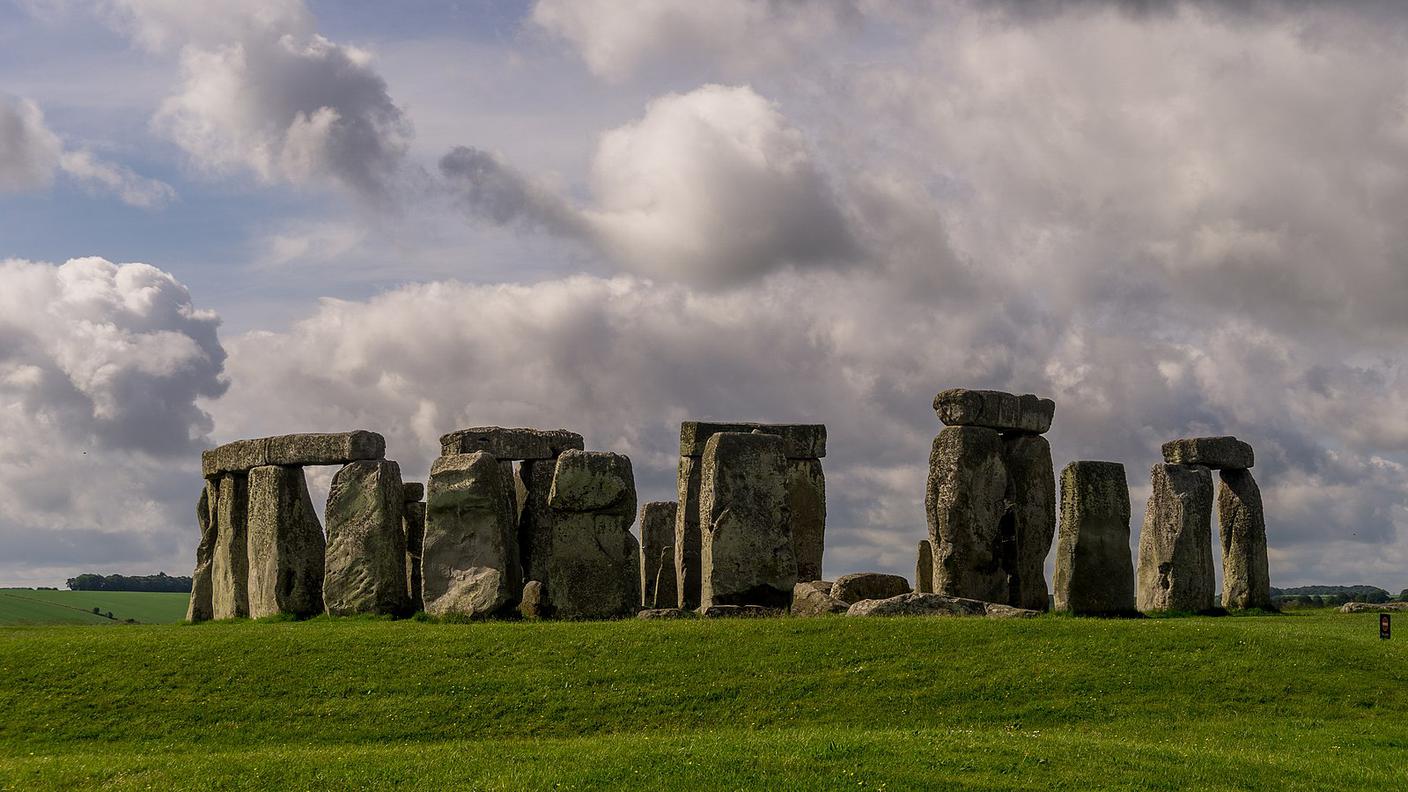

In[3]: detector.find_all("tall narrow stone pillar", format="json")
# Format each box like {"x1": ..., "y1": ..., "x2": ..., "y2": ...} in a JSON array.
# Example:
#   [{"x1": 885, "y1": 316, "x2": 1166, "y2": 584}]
[
  {"x1": 548, "y1": 450, "x2": 638, "y2": 619},
  {"x1": 787, "y1": 459, "x2": 826, "y2": 581},
  {"x1": 186, "y1": 481, "x2": 217, "y2": 622},
  {"x1": 640, "y1": 501, "x2": 678, "y2": 609},
  {"x1": 1218, "y1": 469, "x2": 1273, "y2": 610},
  {"x1": 674, "y1": 455, "x2": 703, "y2": 609},
  {"x1": 1053, "y1": 461, "x2": 1134, "y2": 614},
  {"x1": 1002, "y1": 434, "x2": 1055, "y2": 610},
  {"x1": 404, "y1": 499, "x2": 426, "y2": 613},
  {"x1": 699, "y1": 433, "x2": 796, "y2": 609},
  {"x1": 1136, "y1": 464, "x2": 1215, "y2": 612},
  {"x1": 246, "y1": 465, "x2": 326, "y2": 618},
  {"x1": 211, "y1": 472, "x2": 249, "y2": 619},
  {"x1": 914, "y1": 539, "x2": 933, "y2": 594},
  {"x1": 324, "y1": 460, "x2": 410, "y2": 616},
  {"x1": 423, "y1": 452, "x2": 518, "y2": 618},
  {"x1": 926, "y1": 426, "x2": 1009, "y2": 603}
]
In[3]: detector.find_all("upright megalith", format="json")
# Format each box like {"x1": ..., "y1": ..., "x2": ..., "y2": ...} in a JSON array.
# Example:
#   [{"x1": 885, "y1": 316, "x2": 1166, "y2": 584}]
[
  {"x1": 639, "y1": 501, "x2": 678, "y2": 609},
  {"x1": 926, "y1": 426, "x2": 1009, "y2": 604},
  {"x1": 1136, "y1": 464, "x2": 1215, "y2": 612},
  {"x1": 246, "y1": 465, "x2": 326, "y2": 618},
  {"x1": 422, "y1": 452, "x2": 518, "y2": 618},
  {"x1": 547, "y1": 450, "x2": 638, "y2": 619},
  {"x1": 1002, "y1": 434, "x2": 1056, "y2": 611},
  {"x1": 915, "y1": 539, "x2": 933, "y2": 594},
  {"x1": 324, "y1": 460, "x2": 410, "y2": 616},
  {"x1": 211, "y1": 472, "x2": 249, "y2": 620},
  {"x1": 517, "y1": 459, "x2": 557, "y2": 587},
  {"x1": 699, "y1": 432, "x2": 797, "y2": 609},
  {"x1": 402, "y1": 484, "x2": 426, "y2": 613},
  {"x1": 675, "y1": 421, "x2": 825, "y2": 609},
  {"x1": 1053, "y1": 462, "x2": 1134, "y2": 614},
  {"x1": 186, "y1": 482, "x2": 217, "y2": 622},
  {"x1": 1218, "y1": 469, "x2": 1273, "y2": 610}
]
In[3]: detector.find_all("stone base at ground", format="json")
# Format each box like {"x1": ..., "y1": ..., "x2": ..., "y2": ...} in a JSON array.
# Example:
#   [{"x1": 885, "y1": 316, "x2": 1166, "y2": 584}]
[
  {"x1": 324, "y1": 460, "x2": 411, "y2": 617},
  {"x1": 845, "y1": 592, "x2": 1039, "y2": 618}
]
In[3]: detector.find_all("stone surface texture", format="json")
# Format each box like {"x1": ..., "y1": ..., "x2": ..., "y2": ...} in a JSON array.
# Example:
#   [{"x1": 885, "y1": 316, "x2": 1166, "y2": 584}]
[
  {"x1": 202, "y1": 431, "x2": 385, "y2": 476},
  {"x1": 1002, "y1": 434, "x2": 1056, "y2": 610},
  {"x1": 1053, "y1": 461, "x2": 1134, "y2": 614},
  {"x1": 933, "y1": 389, "x2": 1054, "y2": 434},
  {"x1": 1217, "y1": 469, "x2": 1274, "y2": 610},
  {"x1": 915, "y1": 540, "x2": 934, "y2": 594},
  {"x1": 402, "y1": 482, "x2": 424, "y2": 503},
  {"x1": 637, "y1": 608, "x2": 695, "y2": 619},
  {"x1": 548, "y1": 451, "x2": 638, "y2": 619},
  {"x1": 679, "y1": 421, "x2": 827, "y2": 459},
  {"x1": 1340, "y1": 602, "x2": 1408, "y2": 613},
  {"x1": 639, "y1": 501, "x2": 678, "y2": 609},
  {"x1": 699, "y1": 432, "x2": 797, "y2": 609},
  {"x1": 548, "y1": 450, "x2": 637, "y2": 516},
  {"x1": 845, "y1": 592, "x2": 1039, "y2": 618},
  {"x1": 517, "y1": 459, "x2": 557, "y2": 589},
  {"x1": 674, "y1": 455, "x2": 703, "y2": 610},
  {"x1": 422, "y1": 452, "x2": 518, "y2": 618},
  {"x1": 439, "y1": 427, "x2": 583, "y2": 460},
  {"x1": 790, "y1": 581, "x2": 850, "y2": 616},
  {"x1": 324, "y1": 460, "x2": 411, "y2": 616},
  {"x1": 403, "y1": 500, "x2": 426, "y2": 612},
  {"x1": 186, "y1": 482, "x2": 217, "y2": 622},
  {"x1": 211, "y1": 472, "x2": 249, "y2": 620},
  {"x1": 926, "y1": 426, "x2": 1009, "y2": 603},
  {"x1": 1160, "y1": 436, "x2": 1254, "y2": 470},
  {"x1": 1136, "y1": 464, "x2": 1216, "y2": 612},
  {"x1": 831, "y1": 573, "x2": 911, "y2": 603},
  {"x1": 786, "y1": 458, "x2": 827, "y2": 582},
  {"x1": 624, "y1": 531, "x2": 642, "y2": 613},
  {"x1": 246, "y1": 465, "x2": 326, "y2": 618}
]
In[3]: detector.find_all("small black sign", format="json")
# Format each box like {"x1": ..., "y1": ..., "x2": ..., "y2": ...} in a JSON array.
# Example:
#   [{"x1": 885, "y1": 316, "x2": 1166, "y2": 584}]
[{"x1": 1381, "y1": 614, "x2": 1391, "y2": 640}]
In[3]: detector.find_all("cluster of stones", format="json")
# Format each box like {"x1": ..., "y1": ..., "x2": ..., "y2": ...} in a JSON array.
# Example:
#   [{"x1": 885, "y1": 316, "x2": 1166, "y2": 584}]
[
  {"x1": 1136, "y1": 437, "x2": 1271, "y2": 612},
  {"x1": 921, "y1": 389, "x2": 1057, "y2": 611}
]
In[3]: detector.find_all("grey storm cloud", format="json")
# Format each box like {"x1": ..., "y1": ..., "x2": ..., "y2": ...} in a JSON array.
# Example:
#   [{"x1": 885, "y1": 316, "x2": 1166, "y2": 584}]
[{"x1": 0, "y1": 95, "x2": 62, "y2": 191}]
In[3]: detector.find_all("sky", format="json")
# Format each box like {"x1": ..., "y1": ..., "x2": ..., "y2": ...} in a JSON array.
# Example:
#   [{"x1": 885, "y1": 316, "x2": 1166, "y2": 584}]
[{"x1": 2, "y1": 0, "x2": 1407, "y2": 591}]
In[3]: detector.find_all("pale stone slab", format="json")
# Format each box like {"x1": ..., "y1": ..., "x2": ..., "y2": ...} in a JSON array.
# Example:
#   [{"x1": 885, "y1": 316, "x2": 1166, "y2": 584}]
[
  {"x1": 1136, "y1": 464, "x2": 1215, "y2": 612},
  {"x1": 699, "y1": 432, "x2": 797, "y2": 609},
  {"x1": 547, "y1": 450, "x2": 637, "y2": 516},
  {"x1": 790, "y1": 581, "x2": 849, "y2": 616},
  {"x1": 324, "y1": 460, "x2": 410, "y2": 616},
  {"x1": 926, "y1": 426, "x2": 1009, "y2": 603},
  {"x1": 423, "y1": 452, "x2": 518, "y2": 618},
  {"x1": 674, "y1": 455, "x2": 703, "y2": 610},
  {"x1": 639, "y1": 501, "x2": 678, "y2": 609},
  {"x1": 519, "y1": 580, "x2": 549, "y2": 619},
  {"x1": 1053, "y1": 462, "x2": 1134, "y2": 614},
  {"x1": 831, "y1": 573, "x2": 910, "y2": 603},
  {"x1": 211, "y1": 472, "x2": 249, "y2": 620},
  {"x1": 438, "y1": 427, "x2": 583, "y2": 459},
  {"x1": 403, "y1": 500, "x2": 426, "y2": 613},
  {"x1": 186, "y1": 481, "x2": 217, "y2": 622},
  {"x1": 679, "y1": 421, "x2": 826, "y2": 459},
  {"x1": 845, "y1": 592, "x2": 1039, "y2": 618},
  {"x1": 202, "y1": 431, "x2": 385, "y2": 476},
  {"x1": 246, "y1": 465, "x2": 326, "y2": 618},
  {"x1": 1002, "y1": 434, "x2": 1056, "y2": 611},
  {"x1": 933, "y1": 389, "x2": 1054, "y2": 435},
  {"x1": 1218, "y1": 469, "x2": 1273, "y2": 610},
  {"x1": 787, "y1": 458, "x2": 826, "y2": 582},
  {"x1": 915, "y1": 539, "x2": 934, "y2": 594},
  {"x1": 1161, "y1": 436, "x2": 1254, "y2": 470}
]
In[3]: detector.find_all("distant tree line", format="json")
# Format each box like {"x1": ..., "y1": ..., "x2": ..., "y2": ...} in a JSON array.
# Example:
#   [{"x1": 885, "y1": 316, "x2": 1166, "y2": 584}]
[
  {"x1": 66, "y1": 572, "x2": 191, "y2": 593},
  {"x1": 1270, "y1": 585, "x2": 1405, "y2": 608}
]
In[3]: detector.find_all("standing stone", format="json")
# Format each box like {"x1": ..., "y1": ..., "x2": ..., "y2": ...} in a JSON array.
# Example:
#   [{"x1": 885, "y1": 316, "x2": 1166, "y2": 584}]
[
  {"x1": 548, "y1": 450, "x2": 637, "y2": 619},
  {"x1": 1136, "y1": 464, "x2": 1215, "y2": 612},
  {"x1": 674, "y1": 455, "x2": 703, "y2": 609},
  {"x1": 1002, "y1": 434, "x2": 1055, "y2": 611},
  {"x1": 915, "y1": 539, "x2": 934, "y2": 594},
  {"x1": 246, "y1": 465, "x2": 326, "y2": 618},
  {"x1": 639, "y1": 501, "x2": 678, "y2": 609},
  {"x1": 699, "y1": 433, "x2": 796, "y2": 609},
  {"x1": 1218, "y1": 469, "x2": 1273, "y2": 610},
  {"x1": 517, "y1": 458, "x2": 556, "y2": 590},
  {"x1": 926, "y1": 426, "x2": 1009, "y2": 603},
  {"x1": 423, "y1": 452, "x2": 518, "y2": 618},
  {"x1": 186, "y1": 482, "x2": 217, "y2": 622},
  {"x1": 498, "y1": 459, "x2": 522, "y2": 597},
  {"x1": 324, "y1": 460, "x2": 410, "y2": 616},
  {"x1": 1053, "y1": 461, "x2": 1134, "y2": 614},
  {"x1": 403, "y1": 500, "x2": 426, "y2": 613},
  {"x1": 211, "y1": 472, "x2": 249, "y2": 620},
  {"x1": 787, "y1": 458, "x2": 826, "y2": 582}
]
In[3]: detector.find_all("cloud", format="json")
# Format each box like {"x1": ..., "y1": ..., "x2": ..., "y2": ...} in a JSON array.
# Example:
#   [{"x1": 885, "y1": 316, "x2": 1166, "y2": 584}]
[
  {"x1": 58, "y1": 149, "x2": 175, "y2": 208},
  {"x1": 438, "y1": 146, "x2": 583, "y2": 235},
  {"x1": 0, "y1": 94, "x2": 62, "y2": 191}
]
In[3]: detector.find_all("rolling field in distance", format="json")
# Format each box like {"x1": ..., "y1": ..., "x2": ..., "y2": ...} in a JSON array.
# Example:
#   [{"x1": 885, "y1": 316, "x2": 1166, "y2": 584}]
[
  {"x1": 1, "y1": 609, "x2": 1404, "y2": 790},
  {"x1": 0, "y1": 589, "x2": 189, "y2": 625}
]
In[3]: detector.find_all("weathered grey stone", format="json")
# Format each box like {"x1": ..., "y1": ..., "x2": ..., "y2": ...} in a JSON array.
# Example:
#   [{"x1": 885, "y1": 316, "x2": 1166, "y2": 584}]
[
  {"x1": 1161, "y1": 436, "x2": 1254, "y2": 470},
  {"x1": 675, "y1": 455, "x2": 703, "y2": 610},
  {"x1": 639, "y1": 501, "x2": 678, "y2": 609},
  {"x1": 439, "y1": 427, "x2": 584, "y2": 459},
  {"x1": 246, "y1": 465, "x2": 326, "y2": 618},
  {"x1": 933, "y1": 389, "x2": 1054, "y2": 435},
  {"x1": 422, "y1": 452, "x2": 518, "y2": 618},
  {"x1": 324, "y1": 460, "x2": 411, "y2": 616},
  {"x1": 637, "y1": 608, "x2": 694, "y2": 619},
  {"x1": 211, "y1": 472, "x2": 249, "y2": 620},
  {"x1": 831, "y1": 573, "x2": 911, "y2": 603},
  {"x1": 202, "y1": 431, "x2": 385, "y2": 476},
  {"x1": 402, "y1": 482, "x2": 424, "y2": 503},
  {"x1": 185, "y1": 482, "x2": 217, "y2": 622},
  {"x1": 787, "y1": 458, "x2": 826, "y2": 582},
  {"x1": 547, "y1": 450, "x2": 637, "y2": 516},
  {"x1": 1340, "y1": 602, "x2": 1408, "y2": 613},
  {"x1": 699, "y1": 433, "x2": 797, "y2": 609},
  {"x1": 699, "y1": 605, "x2": 782, "y2": 618},
  {"x1": 845, "y1": 592, "x2": 1038, "y2": 618},
  {"x1": 915, "y1": 540, "x2": 933, "y2": 594},
  {"x1": 403, "y1": 500, "x2": 426, "y2": 612},
  {"x1": 790, "y1": 581, "x2": 849, "y2": 616},
  {"x1": 679, "y1": 421, "x2": 827, "y2": 459},
  {"x1": 519, "y1": 580, "x2": 549, "y2": 619},
  {"x1": 624, "y1": 531, "x2": 642, "y2": 614},
  {"x1": 498, "y1": 460, "x2": 521, "y2": 595},
  {"x1": 1053, "y1": 462, "x2": 1134, "y2": 614},
  {"x1": 926, "y1": 426, "x2": 1009, "y2": 603},
  {"x1": 517, "y1": 459, "x2": 556, "y2": 591},
  {"x1": 1218, "y1": 469, "x2": 1273, "y2": 610},
  {"x1": 1002, "y1": 434, "x2": 1056, "y2": 611},
  {"x1": 1136, "y1": 464, "x2": 1216, "y2": 613}
]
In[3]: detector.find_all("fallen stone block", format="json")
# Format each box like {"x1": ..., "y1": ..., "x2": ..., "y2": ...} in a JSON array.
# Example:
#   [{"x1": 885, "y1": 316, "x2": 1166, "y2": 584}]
[
  {"x1": 324, "y1": 460, "x2": 411, "y2": 616},
  {"x1": 1136, "y1": 464, "x2": 1215, "y2": 613},
  {"x1": 1339, "y1": 602, "x2": 1408, "y2": 613},
  {"x1": 933, "y1": 389, "x2": 1054, "y2": 434},
  {"x1": 423, "y1": 452, "x2": 518, "y2": 618},
  {"x1": 1053, "y1": 461, "x2": 1135, "y2": 615},
  {"x1": 519, "y1": 580, "x2": 549, "y2": 619},
  {"x1": 1161, "y1": 436, "x2": 1254, "y2": 470},
  {"x1": 790, "y1": 581, "x2": 849, "y2": 616},
  {"x1": 845, "y1": 592, "x2": 1039, "y2": 618},
  {"x1": 246, "y1": 465, "x2": 326, "y2": 618},
  {"x1": 439, "y1": 426, "x2": 583, "y2": 460},
  {"x1": 637, "y1": 608, "x2": 695, "y2": 619},
  {"x1": 699, "y1": 432, "x2": 797, "y2": 609},
  {"x1": 679, "y1": 421, "x2": 827, "y2": 459},
  {"x1": 831, "y1": 573, "x2": 910, "y2": 603}
]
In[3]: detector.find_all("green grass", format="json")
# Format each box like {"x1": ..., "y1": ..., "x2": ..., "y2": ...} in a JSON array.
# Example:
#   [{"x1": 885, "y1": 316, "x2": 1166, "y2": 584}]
[
  {"x1": 1, "y1": 610, "x2": 1404, "y2": 789},
  {"x1": 0, "y1": 589, "x2": 189, "y2": 625}
]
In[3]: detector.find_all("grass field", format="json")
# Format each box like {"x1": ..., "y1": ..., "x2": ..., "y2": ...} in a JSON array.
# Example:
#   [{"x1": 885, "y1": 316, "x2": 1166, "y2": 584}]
[
  {"x1": 0, "y1": 609, "x2": 1404, "y2": 790},
  {"x1": 0, "y1": 588, "x2": 189, "y2": 625}
]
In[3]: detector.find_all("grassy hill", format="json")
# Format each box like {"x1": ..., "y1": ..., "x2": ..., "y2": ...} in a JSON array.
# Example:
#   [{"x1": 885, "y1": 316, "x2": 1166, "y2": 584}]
[
  {"x1": 0, "y1": 609, "x2": 1404, "y2": 789},
  {"x1": 0, "y1": 589, "x2": 188, "y2": 625}
]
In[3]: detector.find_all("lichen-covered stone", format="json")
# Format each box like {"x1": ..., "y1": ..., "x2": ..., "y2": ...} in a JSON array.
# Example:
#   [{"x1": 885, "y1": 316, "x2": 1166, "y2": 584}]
[
  {"x1": 211, "y1": 472, "x2": 249, "y2": 620},
  {"x1": 422, "y1": 452, "x2": 517, "y2": 618},
  {"x1": 787, "y1": 458, "x2": 826, "y2": 582},
  {"x1": 831, "y1": 573, "x2": 910, "y2": 603},
  {"x1": 790, "y1": 581, "x2": 849, "y2": 616},
  {"x1": 519, "y1": 580, "x2": 549, "y2": 619},
  {"x1": 639, "y1": 501, "x2": 678, "y2": 609},
  {"x1": 202, "y1": 431, "x2": 385, "y2": 476},
  {"x1": 402, "y1": 482, "x2": 424, "y2": 503},
  {"x1": 324, "y1": 460, "x2": 410, "y2": 616},
  {"x1": 1053, "y1": 461, "x2": 1134, "y2": 614},
  {"x1": 548, "y1": 451, "x2": 638, "y2": 619},
  {"x1": 186, "y1": 482, "x2": 217, "y2": 622},
  {"x1": 679, "y1": 421, "x2": 827, "y2": 459},
  {"x1": 1161, "y1": 436, "x2": 1254, "y2": 470},
  {"x1": 915, "y1": 540, "x2": 934, "y2": 594},
  {"x1": 674, "y1": 455, "x2": 703, "y2": 610},
  {"x1": 246, "y1": 465, "x2": 326, "y2": 618},
  {"x1": 1136, "y1": 464, "x2": 1215, "y2": 613},
  {"x1": 1002, "y1": 434, "x2": 1056, "y2": 611},
  {"x1": 439, "y1": 426, "x2": 584, "y2": 460},
  {"x1": 517, "y1": 458, "x2": 556, "y2": 589},
  {"x1": 403, "y1": 500, "x2": 426, "y2": 612},
  {"x1": 548, "y1": 450, "x2": 637, "y2": 516},
  {"x1": 1340, "y1": 602, "x2": 1408, "y2": 613},
  {"x1": 926, "y1": 426, "x2": 1009, "y2": 603},
  {"x1": 699, "y1": 432, "x2": 797, "y2": 609},
  {"x1": 845, "y1": 592, "x2": 1039, "y2": 618},
  {"x1": 932, "y1": 389, "x2": 1054, "y2": 435},
  {"x1": 1218, "y1": 469, "x2": 1274, "y2": 610}
]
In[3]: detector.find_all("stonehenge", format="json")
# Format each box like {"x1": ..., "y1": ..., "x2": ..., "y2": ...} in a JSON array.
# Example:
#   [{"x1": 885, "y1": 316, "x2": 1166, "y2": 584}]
[
  {"x1": 546, "y1": 450, "x2": 638, "y2": 619},
  {"x1": 1053, "y1": 462, "x2": 1134, "y2": 614},
  {"x1": 639, "y1": 501, "x2": 678, "y2": 609},
  {"x1": 246, "y1": 465, "x2": 325, "y2": 618},
  {"x1": 423, "y1": 452, "x2": 517, "y2": 618},
  {"x1": 698, "y1": 432, "x2": 797, "y2": 609},
  {"x1": 324, "y1": 460, "x2": 410, "y2": 616}
]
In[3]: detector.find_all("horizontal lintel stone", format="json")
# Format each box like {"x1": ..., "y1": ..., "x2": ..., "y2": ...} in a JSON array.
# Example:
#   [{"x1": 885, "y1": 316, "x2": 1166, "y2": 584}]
[
  {"x1": 932, "y1": 389, "x2": 1054, "y2": 435},
  {"x1": 1160, "y1": 436, "x2": 1254, "y2": 470},
  {"x1": 678, "y1": 421, "x2": 826, "y2": 459},
  {"x1": 202, "y1": 431, "x2": 385, "y2": 477},
  {"x1": 438, "y1": 427, "x2": 584, "y2": 460}
]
